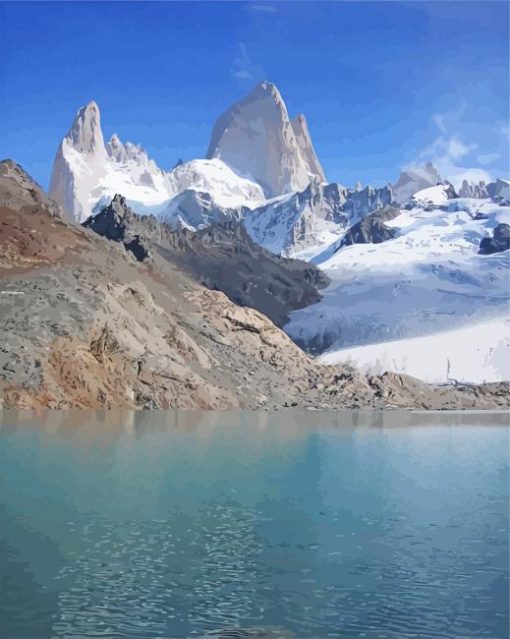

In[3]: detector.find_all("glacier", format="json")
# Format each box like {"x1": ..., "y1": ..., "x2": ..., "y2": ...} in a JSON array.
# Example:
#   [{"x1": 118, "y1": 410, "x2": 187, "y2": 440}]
[{"x1": 285, "y1": 194, "x2": 510, "y2": 382}]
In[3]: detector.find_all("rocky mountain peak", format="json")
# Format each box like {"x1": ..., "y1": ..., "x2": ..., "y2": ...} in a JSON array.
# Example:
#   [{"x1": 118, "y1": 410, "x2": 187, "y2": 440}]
[
  {"x1": 82, "y1": 193, "x2": 137, "y2": 242},
  {"x1": 106, "y1": 133, "x2": 128, "y2": 163},
  {"x1": 291, "y1": 113, "x2": 326, "y2": 183},
  {"x1": 65, "y1": 100, "x2": 105, "y2": 156},
  {"x1": 393, "y1": 162, "x2": 442, "y2": 204},
  {"x1": 206, "y1": 81, "x2": 325, "y2": 197},
  {"x1": 250, "y1": 80, "x2": 281, "y2": 99}
]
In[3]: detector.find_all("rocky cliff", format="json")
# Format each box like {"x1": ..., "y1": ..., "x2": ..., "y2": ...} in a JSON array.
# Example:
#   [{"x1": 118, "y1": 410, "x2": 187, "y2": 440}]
[{"x1": 206, "y1": 81, "x2": 325, "y2": 197}]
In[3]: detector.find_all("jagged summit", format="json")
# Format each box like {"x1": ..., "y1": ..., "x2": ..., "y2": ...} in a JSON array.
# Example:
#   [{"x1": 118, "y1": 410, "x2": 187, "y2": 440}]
[
  {"x1": 50, "y1": 100, "x2": 266, "y2": 222},
  {"x1": 106, "y1": 133, "x2": 128, "y2": 163},
  {"x1": 65, "y1": 100, "x2": 106, "y2": 157},
  {"x1": 392, "y1": 162, "x2": 442, "y2": 204},
  {"x1": 206, "y1": 81, "x2": 326, "y2": 197},
  {"x1": 250, "y1": 80, "x2": 281, "y2": 99},
  {"x1": 291, "y1": 113, "x2": 326, "y2": 183}
]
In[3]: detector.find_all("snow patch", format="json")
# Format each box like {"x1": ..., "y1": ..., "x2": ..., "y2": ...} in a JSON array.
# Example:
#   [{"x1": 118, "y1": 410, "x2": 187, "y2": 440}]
[{"x1": 319, "y1": 317, "x2": 510, "y2": 384}]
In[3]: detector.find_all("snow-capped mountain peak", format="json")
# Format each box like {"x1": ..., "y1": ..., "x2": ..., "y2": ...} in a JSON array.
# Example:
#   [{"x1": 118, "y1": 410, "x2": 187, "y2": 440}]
[
  {"x1": 50, "y1": 101, "x2": 265, "y2": 223},
  {"x1": 64, "y1": 100, "x2": 106, "y2": 157},
  {"x1": 105, "y1": 133, "x2": 128, "y2": 163},
  {"x1": 206, "y1": 80, "x2": 326, "y2": 197},
  {"x1": 392, "y1": 162, "x2": 442, "y2": 204}
]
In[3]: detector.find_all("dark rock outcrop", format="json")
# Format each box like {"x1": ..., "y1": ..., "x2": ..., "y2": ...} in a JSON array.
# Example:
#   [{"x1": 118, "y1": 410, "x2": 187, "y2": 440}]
[
  {"x1": 442, "y1": 180, "x2": 458, "y2": 199},
  {"x1": 479, "y1": 223, "x2": 510, "y2": 255},
  {"x1": 83, "y1": 194, "x2": 153, "y2": 262},
  {"x1": 84, "y1": 195, "x2": 330, "y2": 326},
  {"x1": 124, "y1": 235, "x2": 151, "y2": 262},
  {"x1": 83, "y1": 193, "x2": 130, "y2": 241},
  {"x1": 336, "y1": 206, "x2": 400, "y2": 250}
]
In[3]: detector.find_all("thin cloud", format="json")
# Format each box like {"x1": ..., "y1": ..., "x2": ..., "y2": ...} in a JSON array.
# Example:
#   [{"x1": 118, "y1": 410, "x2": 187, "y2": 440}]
[
  {"x1": 231, "y1": 42, "x2": 265, "y2": 84},
  {"x1": 477, "y1": 153, "x2": 500, "y2": 166},
  {"x1": 250, "y1": 3, "x2": 278, "y2": 13},
  {"x1": 500, "y1": 124, "x2": 510, "y2": 143},
  {"x1": 415, "y1": 110, "x2": 493, "y2": 187}
]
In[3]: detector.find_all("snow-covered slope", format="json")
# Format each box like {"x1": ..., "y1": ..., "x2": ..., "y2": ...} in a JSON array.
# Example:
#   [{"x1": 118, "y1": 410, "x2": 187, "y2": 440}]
[
  {"x1": 285, "y1": 197, "x2": 510, "y2": 382},
  {"x1": 406, "y1": 182, "x2": 456, "y2": 208},
  {"x1": 319, "y1": 317, "x2": 510, "y2": 384},
  {"x1": 50, "y1": 102, "x2": 264, "y2": 223},
  {"x1": 491, "y1": 178, "x2": 510, "y2": 203},
  {"x1": 206, "y1": 81, "x2": 325, "y2": 197},
  {"x1": 392, "y1": 162, "x2": 442, "y2": 204},
  {"x1": 244, "y1": 181, "x2": 395, "y2": 258},
  {"x1": 156, "y1": 188, "x2": 243, "y2": 231}
]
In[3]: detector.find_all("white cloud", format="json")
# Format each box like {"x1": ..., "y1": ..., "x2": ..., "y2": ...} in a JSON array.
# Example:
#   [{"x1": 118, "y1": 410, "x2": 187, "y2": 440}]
[
  {"x1": 432, "y1": 113, "x2": 447, "y2": 135},
  {"x1": 447, "y1": 137, "x2": 474, "y2": 160},
  {"x1": 231, "y1": 42, "x2": 265, "y2": 83},
  {"x1": 501, "y1": 124, "x2": 510, "y2": 143},
  {"x1": 477, "y1": 152, "x2": 500, "y2": 166},
  {"x1": 250, "y1": 3, "x2": 277, "y2": 13},
  {"x1": 417, "y1": 111, "x2": 493, "y2": 188}
]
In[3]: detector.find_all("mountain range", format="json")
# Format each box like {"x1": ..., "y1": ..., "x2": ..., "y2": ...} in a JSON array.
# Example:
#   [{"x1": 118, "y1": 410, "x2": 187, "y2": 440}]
[{"x1": 1, "y1": 80, "x2": 509, "y2": 407}]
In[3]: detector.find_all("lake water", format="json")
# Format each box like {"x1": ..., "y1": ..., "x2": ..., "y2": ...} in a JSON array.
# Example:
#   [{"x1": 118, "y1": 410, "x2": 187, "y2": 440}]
[{"x1": 0, "y1": 410, "x2": 508, "y2": 639}]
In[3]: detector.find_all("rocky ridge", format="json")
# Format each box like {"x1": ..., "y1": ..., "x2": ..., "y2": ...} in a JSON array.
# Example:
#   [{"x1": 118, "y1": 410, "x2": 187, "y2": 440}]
[
  {"x1": 49, "y1": 102, "x2": 265, "y2": 223},
  {"x1": 243, "y1": 180, "x2": 396, "y2": 257},
  {"x1": 84, "y1": 194, "x2": 330, "y2": 326},
  {"x1": 2, "y1": 160, "x2": 508, "y2": 409}
]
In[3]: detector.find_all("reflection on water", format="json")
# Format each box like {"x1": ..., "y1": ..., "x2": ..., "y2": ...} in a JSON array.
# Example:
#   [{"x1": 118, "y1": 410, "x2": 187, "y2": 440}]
[{"x1": 0, "y1": 410, "x2": 508, "y2": 639}]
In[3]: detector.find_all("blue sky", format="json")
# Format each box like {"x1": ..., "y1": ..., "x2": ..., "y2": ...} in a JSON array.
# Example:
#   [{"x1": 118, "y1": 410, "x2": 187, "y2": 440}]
[{"x1": 0, "y1": 1, "x2": 508, "y2": 189}]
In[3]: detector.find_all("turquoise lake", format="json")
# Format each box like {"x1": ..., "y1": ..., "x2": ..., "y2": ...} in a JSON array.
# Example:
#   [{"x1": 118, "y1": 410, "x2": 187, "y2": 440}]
[{"x1": 0, "y1": 410, "x2": 508, "y2": 639}]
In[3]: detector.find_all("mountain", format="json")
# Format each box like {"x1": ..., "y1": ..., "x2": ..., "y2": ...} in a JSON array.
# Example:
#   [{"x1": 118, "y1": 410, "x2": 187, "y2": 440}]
[
  {"x1": 489, "y1": 178, "x2": 510, "y2": 203},
  {"x1": 285, "y1": 188, "x2": 510, "y2": 383},
  {"x1": 50, "y1": 101, "x2": 110, "y2": 221},
  {"x1": 206, "y1": 81, "x2": 325, "y2": 197},
  {"x1": 392, "y1": 162, "x2": 442, "y2": 204},
  {"x1": 458, "y1": 179, "x2": 490, "y2": 198},
  {"x1": 290, "y1": 114, "x2": 326, "y2": 183},
  {"x1": 3, "y1": 159, "x2": 507, "y2": 409},
  {"x1": 83, "y1": 194, "x2": 330, "y2": 326},
  {"x1": 458, "y1": 178, "x2": 510, "y2": 202},
  {"x1": 405, "y1": 182, "x2": 457, "y2": 209},
  {"x1": 243, "y1": 180, "x2": 395, "y2": 258},
  {"x1": 0, "y1": 159, "x2": 63, "y2": 217},
  {"x1": 49, "y1": 102, "x2": 264, "y2": 223},
  {"x1": 335, "y1": 206, "x2": 400, "y2": 248}
]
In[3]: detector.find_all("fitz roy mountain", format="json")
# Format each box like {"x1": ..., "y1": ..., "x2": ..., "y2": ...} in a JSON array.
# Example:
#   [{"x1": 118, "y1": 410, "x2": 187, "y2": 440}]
[
  {"x1": 20, "y1": 80, "x2": 510, "y2": 393},
  {"x1": 206, "y1": 81, "x2": 326, "y2": 196}
]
